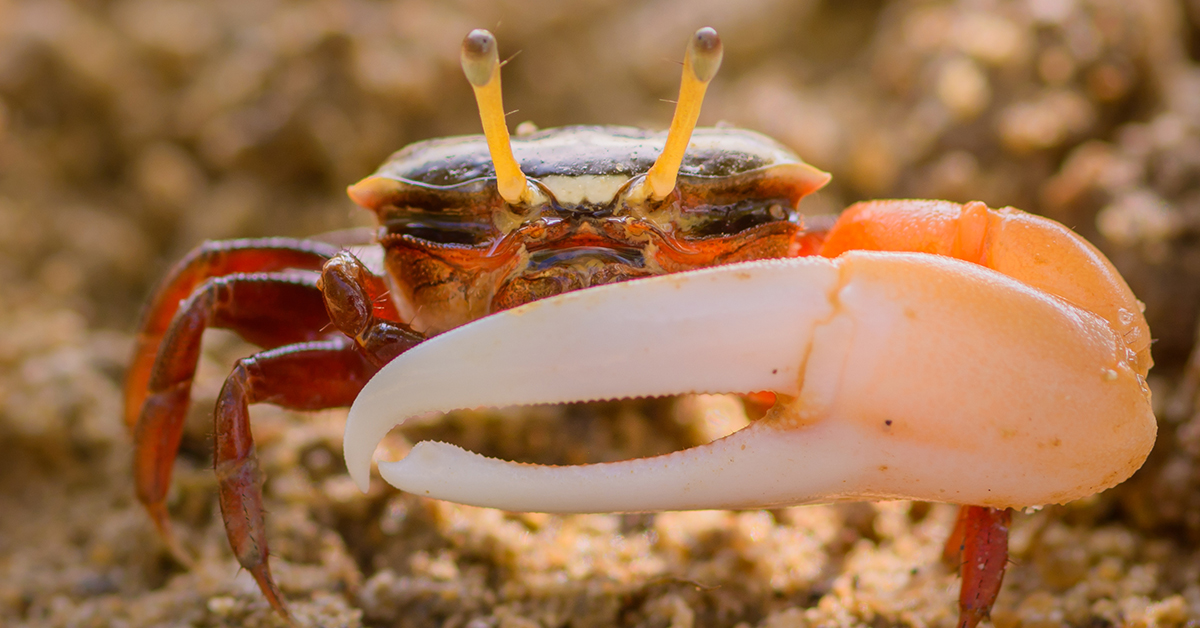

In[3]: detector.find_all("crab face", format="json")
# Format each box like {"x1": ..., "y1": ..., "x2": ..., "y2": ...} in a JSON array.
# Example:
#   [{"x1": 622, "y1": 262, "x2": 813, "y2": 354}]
[{"x1": 347, "y1": 126, "x2": 830, "y2": 333}]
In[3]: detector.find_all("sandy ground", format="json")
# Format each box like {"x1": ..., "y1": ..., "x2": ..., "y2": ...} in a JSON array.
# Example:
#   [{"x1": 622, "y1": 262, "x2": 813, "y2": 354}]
[{"x1": 4, "y1": 0, "x2": 1200, "y2": 626}]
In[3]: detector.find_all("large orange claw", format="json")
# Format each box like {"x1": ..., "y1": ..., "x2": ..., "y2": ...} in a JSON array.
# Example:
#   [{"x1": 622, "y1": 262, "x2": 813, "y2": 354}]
[
  {"x1": 343, "y1": 200, "x2": 1153, "y2": 512},
  {"x1": 821, "y1": 199, "x2": 1152, "y2": 374},
  {"x1": 342, "y1": 200, "x2": 1153, "y2": 628}
]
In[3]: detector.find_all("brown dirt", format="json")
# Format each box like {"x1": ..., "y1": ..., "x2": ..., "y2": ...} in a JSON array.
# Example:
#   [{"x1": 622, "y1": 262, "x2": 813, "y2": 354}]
[{"x1": 4, "y1": 0, "x2": 1200, "y2": 626}]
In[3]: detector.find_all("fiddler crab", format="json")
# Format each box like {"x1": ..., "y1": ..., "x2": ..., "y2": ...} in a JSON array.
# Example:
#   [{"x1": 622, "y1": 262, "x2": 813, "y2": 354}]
[{"x1": 125, "y1": 27, "x2": 1155, "y2": 627}]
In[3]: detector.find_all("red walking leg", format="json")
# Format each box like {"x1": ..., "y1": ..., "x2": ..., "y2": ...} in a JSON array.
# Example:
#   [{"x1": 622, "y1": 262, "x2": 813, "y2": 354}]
[
  {"x1": 132, "y1": 273, "x2": 334, "y2": 563},
  {"x1": 126, "y1": 238, "x2": 340, "y2": 430},
  {"x1": 943, "y1": 505, "x2": 970, "y2": 565},
  {"x1": 944, "y1": 505, "x2": 1012, "y2": 628},
  {"x1": 214, "y1": 337, "x2": 379, "y2": 620}
]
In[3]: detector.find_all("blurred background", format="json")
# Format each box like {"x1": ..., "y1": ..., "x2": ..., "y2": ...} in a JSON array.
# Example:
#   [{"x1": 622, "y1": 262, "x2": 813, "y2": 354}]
[{"x1": 4, "y1": 0, "x2": 1200, "y2": 626}]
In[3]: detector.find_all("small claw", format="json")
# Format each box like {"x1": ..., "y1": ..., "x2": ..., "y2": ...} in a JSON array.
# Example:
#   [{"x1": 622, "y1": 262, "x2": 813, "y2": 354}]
[{"x1": 345, "y1": 252, "x2": 1155, "y2": 513}]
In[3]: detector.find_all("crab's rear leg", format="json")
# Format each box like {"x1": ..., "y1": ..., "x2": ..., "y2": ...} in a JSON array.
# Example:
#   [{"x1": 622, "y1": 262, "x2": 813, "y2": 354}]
[{"x1": 214, "y1": 337, "x2": 378, "y2": 620}]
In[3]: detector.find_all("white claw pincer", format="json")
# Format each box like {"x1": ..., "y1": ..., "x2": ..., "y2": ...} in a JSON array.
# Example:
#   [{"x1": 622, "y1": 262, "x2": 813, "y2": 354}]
[{"x1": 344, "y1": 251, "x2": 1155, "y2": 513}]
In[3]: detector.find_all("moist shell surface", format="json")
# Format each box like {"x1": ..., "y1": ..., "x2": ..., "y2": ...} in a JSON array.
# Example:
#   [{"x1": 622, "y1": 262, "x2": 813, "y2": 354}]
[{"x1": 372, "y1": 125, "x2": 806, "y2": 186}]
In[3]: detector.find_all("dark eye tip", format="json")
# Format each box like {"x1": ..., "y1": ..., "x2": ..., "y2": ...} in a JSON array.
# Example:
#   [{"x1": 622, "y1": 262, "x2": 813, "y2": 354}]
[
  {"x1": 693, "y1": 27, "x2": 720, "y2": 53},
  {"x1": 462, "y1": 29, "x2": 496, "y2": 59}
]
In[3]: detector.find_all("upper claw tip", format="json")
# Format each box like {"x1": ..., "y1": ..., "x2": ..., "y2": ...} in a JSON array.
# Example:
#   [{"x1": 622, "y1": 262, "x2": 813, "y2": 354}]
[{"x1": 352, "y1": 471, "x2": 370, "y2": 494}]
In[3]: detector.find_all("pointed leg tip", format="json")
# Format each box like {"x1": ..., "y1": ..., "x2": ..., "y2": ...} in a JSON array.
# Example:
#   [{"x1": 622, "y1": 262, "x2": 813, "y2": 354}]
[
  {"x1": 164, "y1": 536, "x2": 195, "y2": 570},
  {"x1": 957, "y1": 609, "x2": 986, "y2": 628},
  {"x1": 250, "y1": 563, "x2": 293, "y2": 625},
  {"x1": 146, "y1": 502, "x2": 195, "y2": 568},
  {"x1": 942, "y1": 505, "x2": 970, "y2": 568}
]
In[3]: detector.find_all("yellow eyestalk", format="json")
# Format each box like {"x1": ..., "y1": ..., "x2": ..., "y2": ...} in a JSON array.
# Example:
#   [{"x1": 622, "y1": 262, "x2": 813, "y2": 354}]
[
  {"x1": 461, "y1": 29, "x2": 537, "y2": 206},
  {"x1": 631, "y1": 27, "x2": 724, "y2": 203}
]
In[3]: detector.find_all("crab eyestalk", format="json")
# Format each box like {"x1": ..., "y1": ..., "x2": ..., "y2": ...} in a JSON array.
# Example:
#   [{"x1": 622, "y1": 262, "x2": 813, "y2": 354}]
[
  {"x1": 628, "y1": 27, "x2": 724, "y2": 203},
  {"x1": 461, "y1": 29, "x2": 540, "y2": 206}
]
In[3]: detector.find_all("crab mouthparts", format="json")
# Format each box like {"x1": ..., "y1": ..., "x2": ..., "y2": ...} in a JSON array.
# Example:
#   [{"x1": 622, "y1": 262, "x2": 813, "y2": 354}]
[{"x1": 526, "y1": 245, "x2": 645, "y2": 271}]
